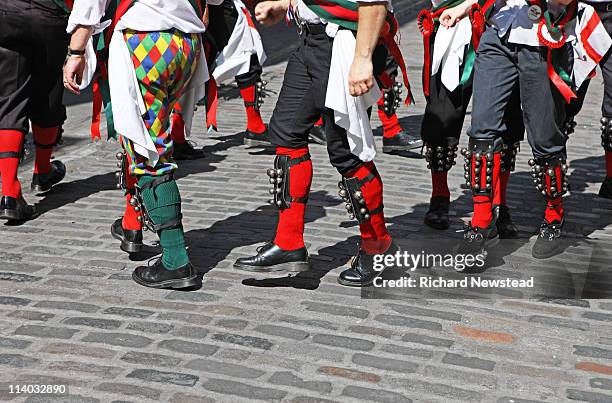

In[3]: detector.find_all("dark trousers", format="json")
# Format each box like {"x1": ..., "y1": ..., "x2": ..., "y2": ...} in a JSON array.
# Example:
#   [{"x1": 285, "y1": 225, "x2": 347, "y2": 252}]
[
  {"x1": 205, "y1": 0, "x2": 262, "y2": 88},
  {"x1": 469, "y1": 28, "x2": 566, "y2": 158},
  {"x1": 0, "y1": 0, "x2": 69, "y2": 132},
  {"x1": 269, "y1": 26, "x2": 387, "y2": 175},
  {"x1": 566, "y1": 2, "x2": 612, "y2": 119}
]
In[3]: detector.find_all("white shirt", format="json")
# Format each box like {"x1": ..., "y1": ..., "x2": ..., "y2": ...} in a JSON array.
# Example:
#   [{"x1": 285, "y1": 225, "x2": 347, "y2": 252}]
[{"x1": 490, "y1": 0, "x2": 566, "y2": 47}]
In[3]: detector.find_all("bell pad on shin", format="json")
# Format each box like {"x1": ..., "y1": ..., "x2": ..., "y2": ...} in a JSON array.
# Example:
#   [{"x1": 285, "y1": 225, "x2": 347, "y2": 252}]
[
  {"x1": 601, "y1": 116, "x2": 612, "y2": 151},
  {"x1": 528, "y1": 155, "x2": 569, "y2": 199},
  {"x1": 114, "y1": 151, "x2": 128, "y2": 192},
  {"x1": 424, "y1": 138, "x2": 459, "y2": 173},
  {"x1": 379, "y1": 82, "x2": 403, "y2": 116},
  {"x1": 245, "y1": 80, "x2": 268, "y2": 111},
  {"x1": 267, "y1": 153, "x2": 311, "y2": 209},
  {"x1": 338, "y1": 174, "x2": 383, "y2": 224},
  {"x1": 501, "y1": 141, "x2": 520, "y2": 173},
  {"x1": 133, "y1": 174, "x2": 183, "y2": 232},
  {"x1": 461, "y1": 138, "x2": 504, "y2": 197}
]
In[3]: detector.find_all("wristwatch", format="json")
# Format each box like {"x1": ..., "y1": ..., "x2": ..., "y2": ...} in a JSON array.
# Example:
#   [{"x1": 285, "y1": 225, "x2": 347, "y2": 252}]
[{"x1": 67, "y1": 47, "x2": 86, "y2": 57}]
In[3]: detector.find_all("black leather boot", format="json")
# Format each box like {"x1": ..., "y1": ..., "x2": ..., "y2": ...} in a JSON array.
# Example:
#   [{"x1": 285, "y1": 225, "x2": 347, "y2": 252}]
[
  {"x1": 234, "y1": 242, "x2": 309, "y2": 272},
  {"x1": 31, "y1": 160, "x2": 66, "y2": 192},
  {"x1": 308, "y1": 125, "x2": 326, "y2": 145},
  {"x1": 532, "y1": 220, "x2": 564, "y2": 259},
  {"x1": 0, "y1": 196, "x2": 36, "y2": 221},
  {"x1": 132, "y1": 259, "x2": 199, "y2": 289},
  {"x1": 173, "y1": 141, "x2": 205, "y2": 160},
  {"x1": 599, "y1": 177, "x2": 612, "y2": 200},
  {"x1": 338, "y1": 241, "x2": 400, "y2": 287},
  {"x1": 382, "y1": 131, "x2": 423, "y2": 153},
  {"x1": 496, "y1": 205, "x2": 519, "y2": 239},
  {"x1": 244, "y1": 125, "x2": 271, "y2": 146},
  {"x1": 455, "y1": 223, "x2": 497, "y2": 271},
  {"x1": 424, "y1": 196, "x2": 450, "y2": 230},
  {"x1": 110, "y1": 218, "x2": 143, "y2": 253}
]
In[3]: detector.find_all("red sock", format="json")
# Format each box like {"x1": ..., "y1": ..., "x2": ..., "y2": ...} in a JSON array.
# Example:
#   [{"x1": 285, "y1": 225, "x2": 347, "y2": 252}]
[
  {"x1": 32, "y1": 124, "x2": 58, "y2": 174},
  {"x1": 347, "y1": 162, "x2": 392, "y2": 254},
  {"x1": 0, "y1": 130, "x2": 25, "y2": 198},
  {"x1": 499, "y1": 171, "x2": 510, "y2": 206},
  {"x1": 170, "y1": 107, "x2": 186, "y2": 145},
  {"x1": 273, "y1": 147, "x2": 312, "y2": 250},
  {"x1": 606, "y1": 151, "x2": 612, "y2": 178},
  {"x1": 314, "y1": 117, "x2": 323, "y2": 127},
  {"x1": 240, "y1": 85, "x2": 266, "y2": 134},
  {"x1": 544, "y1": 197, "x2": 564, "y2": 223},
  {"x1": 122, "y1": 170, "x2": 142, "y2": 231},
  {"x1": 471, "y1": 153, "x2": 501, "y2": 229},
  {"x1": 431, "y1": 172, "x2": 450, "y2": 198},
  {"x1": 377, "y1": 97, "x2": 402, "y2": 138}
]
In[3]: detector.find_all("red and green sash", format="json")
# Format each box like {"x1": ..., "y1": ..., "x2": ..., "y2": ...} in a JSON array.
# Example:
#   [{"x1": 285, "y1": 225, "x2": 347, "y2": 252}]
[
  {"x1": 417, "y1": 0, "x2": 495, "y2": 97},
  {"x1": 530, "y1": 0, "x2": 578, "y2": 103},
  {"x1": 302, "y1": 0, "x2": 413, "y2": 104},
  {"x1": 58, "y1": 0, "x2": 205, "y2": 140}
]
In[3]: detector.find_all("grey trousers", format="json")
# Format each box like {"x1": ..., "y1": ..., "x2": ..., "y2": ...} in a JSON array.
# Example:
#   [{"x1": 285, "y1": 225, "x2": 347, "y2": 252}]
[{"x1": 469, "y1": 28, "x2": 567, "y2": 159}]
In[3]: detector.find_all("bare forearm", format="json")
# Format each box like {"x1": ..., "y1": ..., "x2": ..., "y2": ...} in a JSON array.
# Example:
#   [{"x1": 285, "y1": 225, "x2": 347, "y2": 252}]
[
  {"x1": 354, "y1": 2, "x2": 387, "y2": 61},
  {"x1": 69, "y1": 25, "x2": 93, "y2": 51}
]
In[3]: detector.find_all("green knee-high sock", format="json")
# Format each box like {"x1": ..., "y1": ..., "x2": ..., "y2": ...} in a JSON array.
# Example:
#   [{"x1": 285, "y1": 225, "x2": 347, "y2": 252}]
[{"x1": 138, "y1": 176, "x2": 189, "y2": 270}]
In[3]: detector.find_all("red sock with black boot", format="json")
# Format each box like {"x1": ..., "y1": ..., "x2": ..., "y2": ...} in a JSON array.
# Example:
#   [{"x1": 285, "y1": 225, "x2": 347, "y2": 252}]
[
  {"x1": 471, "y1": 153, "x2": 501, "y2": 229},
  {"x1": 122, "y1": 171, "x2": 142, "y2": 231},
  {"x1": 377, "y1": 96, "x2": 402, "y2": 138},
  {"x1": 544, "y1": 164, "x2": 564, "y2": 223},
  {"x1": 314, "y1": 117, "x2": 323, "y2": 127},
  {"x1": 499, "y1": 171, "x2": 510, "y2": 206},
  {"x1": 240, "y1": 85, "x2": 266, "y2": 134},
  {"x1": 606, "y1": 151, "x2": 612, "y2": 178},
  {"x1": 273, "y1": 147, "x2": 312, "y2": 250},
  {"x1": 0, "y1": 130, "x2": 25, "y2": 198},
  {"x1": 32, "y1": 124, "x2": 58, "y2": 175},
  {"x1": 431, "y1": 172, "x2": 450, "y2": 199},
  {"x1": 170, "y1": 104, "x2": 186, "y2": 145},
  {"x1": 346, "y1": 162, "x2": 392, "y2": 254}
]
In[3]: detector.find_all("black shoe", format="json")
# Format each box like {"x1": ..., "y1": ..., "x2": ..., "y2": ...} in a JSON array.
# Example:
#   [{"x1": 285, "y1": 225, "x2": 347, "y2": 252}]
[
  {"x1": 111, "y1": 218, "x2": 143, "y2": 253},
  {"x1": 233, "y1": 242, "x2": 309, "y2": 272},
  {"x1": 173, "y1": 141, "x2": 205, "y2": 160},
  {"x1": 424, "y1": 196, "x2": 450, "y2": 230},
  {"x1": 244, "y1": 126, "x2": 271, "y2": 146},
  {"x1": 456, "y1": 223, "x2": 497, "y2": 271},
  {"x1": 599, "y1": 177, "x2": 612, "y2": 200},
  {"x1": 532, "y1": 220, "x2": 564, "y2": 259},
  {"x1": 309, "y1": 125, "x2": 326, "y2": 144},
  {"x1": 31, "y1": 160, "x2": 66, "y2": 192},
  {"x1": 382, "y1": 130, "x2": 423, "y2": 153},
  {"x1": 496, "y1": 205, "x2": 519, "y2": 239},
  {"x1": 0, "y1": 196, "x2": 36, "y2": 221},
  {"x1": 132, "y1": 259, "x2": 200, "y2": 289},
  {"x1": 338, "y1": 241, "x2": 400, "y2": 287}
]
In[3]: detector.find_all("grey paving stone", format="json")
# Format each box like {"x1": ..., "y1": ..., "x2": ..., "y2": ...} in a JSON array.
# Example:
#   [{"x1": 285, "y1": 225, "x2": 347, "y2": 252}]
[
  {"x1": 567, "y1": 389, "x2": 612, "y2": 403},
  {"x1": 573, "y1": 345, "x2": 612, "y2": 360},
  {"x1": 352, "y1": 353, "x2": 419, "y2": 373},
  {"x1": 34, "y1": 300, "x2": 99, "y2": 313},
  {"x1": 165, "y1": 291, "x2": 221, "y2": 303},
  {"x1": 25, "y1": 396, "x2": 99, "y2": 403},
  {"x1": 126, "y1": 368, "x2": 199, "y2": 387},
  {"x1": 591, "y1": 378, "x2": 612, "y2": 392},
  {"x1": 8, "y1": 310, "x2": 55, "y2": 321},
  {"x1": 120, "y1": 351, "x2": 182, "y2": 368},
  {"x1": 62, "y1": 317, "x2": 123, "y2": 330},
  {"x1": 201, "y1": 378, "x2": 287, "y2": 400},
  {"x1": 375, "y1": 315, "x2": 443, "y2": 331},
  {"x1": 185, "y1": 358, "x2": 265, "y2": 379},
  {"x1": 254, "y1": 324, "x2": 310, "y2": 340},
  {"x1": 312, "y1": 334, "x2": 375, "y2": 351},
  {"x1": 401, "y1": 332, "x2": 454, "y2": 348},
  {"x1": 14, "y1": 325, "x2": 78, "y2": 340},
  {"x1": 102, "y1": 307, "x2": 155, "y2": 318},
  {"x1": 268, "y1": 371, "x2": 333, "y2": 394},
  {"x1": 442, "y1": 352, "x2": 496, "y2": 371},
  {"x1": 0, "y1": 296, "x2": 31, "y2": 306},
  {"x1": 126, "y1": 321, "x2": 175, "y2": 334},
  {"x1": 0, "y1": 353, "x2": 40, "y2": 368},
  {"x1": 341, "y1": 385, "x2": 413, "y2": 403},
  {"x1": 81, "y1": 332, "x2": 153, "y2": 348},
  {"x1": 158, "y1": 339, "x2": 219, "y2": 357},
  {"x1": 0, "y1": 272, "x2": 41, "y2": 283},
  {"x1": 301, "y1": 301, "x2": 369, "y2": 319},
  {"x1": 170, "y1": 325, "x2": 208, "y2": 339},
  {"x1": 0, "y1": 337, "x2": 32, "y2": 349},
  {"x1": 47, "y1": 361, "x2": 123, "y2": 379},
  {"x1": 211, "y1": 332, "x2": 273, "y2": 350}
]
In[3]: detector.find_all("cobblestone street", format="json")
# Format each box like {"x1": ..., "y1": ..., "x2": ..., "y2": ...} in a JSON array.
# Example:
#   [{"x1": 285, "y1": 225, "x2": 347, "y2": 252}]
[{"x1": 2, "y1": 5, "x2": 612, "y2": 402}]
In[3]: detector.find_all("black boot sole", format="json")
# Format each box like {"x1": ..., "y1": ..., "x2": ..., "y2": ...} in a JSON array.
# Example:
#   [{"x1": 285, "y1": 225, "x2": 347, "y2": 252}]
[
  {"x1": 31, "y1": 170, "x2": 66, "y2": 192},
  {"x1": 308, "y1": 134, "x2": 326, "y2": 145},
  {"x1": 598, "y1": 187, "x2": 612, "y2": 200},
  {"x1": 337, "y1": 275, "x2": 377, "y2": 287},
  {"x1": 244, "y1": 137, "x2": 272, "y2": 146},
  {"x1": 132, "y1": 272, "x2": 200, "y2": 289},
  {"x1": 0, "y1": 209, "x2": 35, "y2": 221},
  {"x1": 532, "y1": 243, "x2": 563, "y2": 259},
  {"x1": 424, "y1": 217, "x2": 450, "y2": 230},
  {"x1": 110, "y1": 225, "x2": 143, "y2": 254},
  {"x1": 233, "y1": 260, "x2": 309, "y2": 273},
  {"x1": 382, "y1": 143, "x2": 423, "y2": 153}
]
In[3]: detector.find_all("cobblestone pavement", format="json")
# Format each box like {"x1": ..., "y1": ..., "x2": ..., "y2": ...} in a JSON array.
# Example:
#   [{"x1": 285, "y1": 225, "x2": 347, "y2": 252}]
[{"x1": 3, "y1": 7, "x2": 612, "y2": 403}]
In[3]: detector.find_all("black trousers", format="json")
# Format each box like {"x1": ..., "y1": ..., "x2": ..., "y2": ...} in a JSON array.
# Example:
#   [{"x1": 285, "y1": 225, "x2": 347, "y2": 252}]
[
  {"x1": 566, "y1": 2, "x2": 612, "y2": 119},
  {"x1": 269, "y1": 25, "x2": 387, "y2": 175},
  {"x1": 205, "y1": 0, "x2": 262, "y2": 88},
  {"x1": 469, "y1": 28, "x2": 567, "y2": 158},
  {"x1": 0, "y1": 0, "x2": 69, "y2": 132},
  {"x1": 421, "y1": 35, "x2": 525, "y2": 147}
]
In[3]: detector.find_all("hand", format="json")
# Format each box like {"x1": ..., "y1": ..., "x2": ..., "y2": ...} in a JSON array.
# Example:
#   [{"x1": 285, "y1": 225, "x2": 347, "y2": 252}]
[
  {"x1": 63, "y1": 55, "x2": 86, "y2": 95},
  {"x1": 254, "y1": 0, "x2": 288, "y2": 26},
  {"x1": 348, "y1": 56, "x2": 374, "y2": 97},
  {"x1": 439, "y1": 7, "x2": 464, "y2": 28}
]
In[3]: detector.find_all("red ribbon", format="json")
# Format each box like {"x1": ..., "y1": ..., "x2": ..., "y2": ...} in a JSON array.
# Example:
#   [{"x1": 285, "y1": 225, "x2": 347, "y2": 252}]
[
  {"x1": 206, "y1": 77, "x2": 218, "y2": 131},
  {"x1": 382, "y1": 14, "x2": 413, "y2": 104}
]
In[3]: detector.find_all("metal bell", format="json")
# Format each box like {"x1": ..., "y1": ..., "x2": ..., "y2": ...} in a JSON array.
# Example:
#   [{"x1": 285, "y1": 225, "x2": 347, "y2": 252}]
[
  {"x1": 276, "y1": 200, "x2": 282, "y2": 207},
  {"x1": 116, "y1": 161, "x2": 122, "y2": 169},
  {"x1": 360, "y1": 208, "x2": 367, "y2": 215},
  {"x1": 354, "y1": 190, "x2": 362, "y2": 200},
  {"x1": 134, "y1": 207, "x2": 140, "y2": 212},
  {"x1": 115, "y1": 171, "x2": 121, "y2": 178},
  {"x1": 363, "y1": 214, "x2": 371, "y2": 221},
  {"x1": 547, "y1": 168, "x2": 554, "y2": 177},
  {"x1": 345, "y1": 203, "x2": 352, "y2": 212},
  {"x1": 115, "y1": 152, "x2": 123, "y2": 160},
  {"x1": 528, "y1": 159, "x2": 536, "y2": 166},
  {"x1": 339, "y1": 189, "x2": 348, "y2": 198},
  {"x1": 276, "y1": 169, "x2": 283, "y2": 176},
  {"x1": 269, "y1": 188, "x2": 275, "y2": 195},
  {"x1": 269, "y1": 178, "x2": 276, "y2": 184}
]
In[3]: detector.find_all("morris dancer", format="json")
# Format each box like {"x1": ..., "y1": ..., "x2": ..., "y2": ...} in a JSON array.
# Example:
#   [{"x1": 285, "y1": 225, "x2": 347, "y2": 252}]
[
  {"x1": 0, "y1": 0, "x2": 69, "y2": 221},
  {"x1": 234, "y1": 0, "x2": 412, "y2": 286},
  {"x1": 446, "y1": 0, "x2": 610, "y2": 260},
  {"x1": 418, "y1": 0, "x2": 524, "y2": 235},
  {"x1": 64, "y1": 0, "x2": 217, "y2": 288}
]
